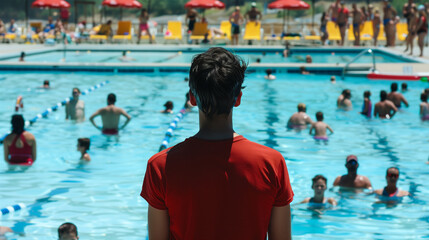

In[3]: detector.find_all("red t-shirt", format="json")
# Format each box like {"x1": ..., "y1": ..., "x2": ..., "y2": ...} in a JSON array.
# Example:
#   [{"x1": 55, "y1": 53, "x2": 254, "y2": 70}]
[{"x1": 141, "y1": 135, "x2": 293, "y2": 240}]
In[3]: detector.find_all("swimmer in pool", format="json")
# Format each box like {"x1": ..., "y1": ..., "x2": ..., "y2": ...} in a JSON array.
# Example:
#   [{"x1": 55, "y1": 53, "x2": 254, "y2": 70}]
[
  {"x1": 374, "y1": 167, "x2": 410, "y2": 203},
  {"x1": 66, "y1": 88, "x2": 85, "y2": 122},
  {"x1": 89, "y1": 93, "x2": 131, "y2": 135},
  {"x1": 401, "y1": 83, "x2": 408, "y2": 92},
  {"x1": 337, "y1": 89, "x2": 352, "y2": 110},
  {"x1": 333, "y1": 155, "x2": 372, "y2": 190},
  {"x1": 309, "y1": 111, "x2": 333, "y2": 140},
  {"x1": 264, "y1": 69, "x2": 276, "y2": 80},
  {"x1": 387, "y1": 83, "x2": 409, "y2": 108},
  {"x1": 359, "y1": 91, "x2": 372, "y2": 118},
  {"x1": 161, "y1": 101, "x2": 174, "y2": 114},
  {"x1": 301, "y1": 175, "x2": 337, "y2": 207},
  {"x1": 41, "y1": 80, "x2": 50, "y2": 89},
  {"x1": 118, "y1": 51, "x2": 135, "y2": 62},
  {"x1": 305, "y1": 55, "x2": 312, "y2": 63},
  {"x1": 77, "y1": 138, "x2": 91, "y2": 161},
  {"x1": 374, "y1": 90, "x2": 397, "y2": 119},
  {"x1": 58, "y1": 222, "x2": 79, "y2": 240},
  {"x1": 287, "y1": 103, "x2": 313, "y2": 129},
  {"x1": 330, "y1": 76, "x2": 336, "y2": 84},
  {"x1": 420, "y1": 93, "x2": 429, "y2": 120}
]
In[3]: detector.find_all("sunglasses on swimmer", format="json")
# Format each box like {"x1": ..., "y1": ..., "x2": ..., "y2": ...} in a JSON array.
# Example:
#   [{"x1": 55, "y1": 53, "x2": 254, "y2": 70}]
[
  {"x1": 347, "y1": 160, "x2": 358, "y2": 166},
  {"x1": 387, "y1": 172, "x2": 399, "y2": 178}
]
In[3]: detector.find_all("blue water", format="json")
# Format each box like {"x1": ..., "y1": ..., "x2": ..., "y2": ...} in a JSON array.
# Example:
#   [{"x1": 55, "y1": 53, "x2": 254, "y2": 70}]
[
  {"x1": 0, "y1": 49, "x2": 412, "y2": 64},
  {"x1": 0, "y1": 72, "x2": 428, "y2": 239}
]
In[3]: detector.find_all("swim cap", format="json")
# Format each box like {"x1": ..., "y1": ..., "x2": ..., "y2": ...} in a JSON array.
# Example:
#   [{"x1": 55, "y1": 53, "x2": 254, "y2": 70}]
[{"x1": 346, "y1": 155, "x2": 358, "y2": 162}]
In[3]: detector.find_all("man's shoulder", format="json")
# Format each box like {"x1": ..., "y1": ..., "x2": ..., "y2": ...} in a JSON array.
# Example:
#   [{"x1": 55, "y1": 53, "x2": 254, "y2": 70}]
[{"x1": 236, "y1": 138, "x2": 283, "y2": 159}]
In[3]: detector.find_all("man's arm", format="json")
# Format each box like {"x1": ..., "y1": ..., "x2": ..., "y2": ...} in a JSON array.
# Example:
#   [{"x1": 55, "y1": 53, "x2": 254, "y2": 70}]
[
  {"x1": 31, "y1": 136, "x2": 37, "y2": 162},
  {"x1": 268, "y1": 205, "x2": 291, "y2": 240},
  {"x1": 89, "y1": 109, "x2": 102, "y2": 130},
  {"x1": 119, "y1": 109, "x2": 132, "y2": 130},
  {"x1": 401, "y1": 95, "x2": 409, "y2": 107},
  {"x1": 333, "y1": 176, "x2": 341, "y2": 186},
  {"x1": 389, "y1": 102, "x2": 398, "y2": 117},
  {"x1": 309, "y1": 124, "x2": 314, "y2": 135},
  {"x1": 326, "y1": 125, "x2": 334, "y2": 134},
  {"x1": 148, "y1": 205, "x2": 169, "y2": 240}
]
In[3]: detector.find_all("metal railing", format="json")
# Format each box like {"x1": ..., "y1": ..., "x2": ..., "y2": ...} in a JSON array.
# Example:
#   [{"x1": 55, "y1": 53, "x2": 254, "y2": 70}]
[{"x1": 342, "y1": 49, "x2": 376, "y2": 79}]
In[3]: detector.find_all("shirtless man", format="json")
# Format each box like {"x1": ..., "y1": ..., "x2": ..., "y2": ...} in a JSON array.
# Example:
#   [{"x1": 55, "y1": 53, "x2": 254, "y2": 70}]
[
  {"x1": 387, "y1": 83, "x2": 409, "y2": 108},
  {"x1": 333, "y1": 155, "x2": 372, "y2": 190},
  {"x1": 309, "y1": 111, "x2": 333, "y2": 141},
  {"x1": 337, "y1": 89, "x2": 352, "y2": 110},
  {"x1": 229, "y1": 6, "x2": 244, "y2": 45},
  {"x1": 328, "y1": 0, "x2": 341, "y2": 22},
  {"x1": 245, "y1": 2, "x2": 262, "y2": 24},
  {"x1": 89, "y1": 93, "x2": 131, "y2": 135},
  {"x1": 420, "y1": 93, "x2": 429, "y2": 120},
  {"x1": 374, "y1": 90, "x2": 397, "y2": 119},
  {"x1": 65, "y1": 88, "x2": 85, "y2": 122},
  {"x1": 352, "y1": 3, "x2": 365, "y2": 46},
  {"x1": 287, "y1": 103, "x2": 313, "y2": 129},
  {"x1": 403, "y1": 0, "x2": 416, "y2": 26},
  {"x1": 336, "y1": 1, "x2": 349, "y2": 46},
  {"x1": 374, "y1": 167, "x2": 410, "y2": 203},
  {"x1": 383, "y1": 0, "x2": 397, "y2": 47}
]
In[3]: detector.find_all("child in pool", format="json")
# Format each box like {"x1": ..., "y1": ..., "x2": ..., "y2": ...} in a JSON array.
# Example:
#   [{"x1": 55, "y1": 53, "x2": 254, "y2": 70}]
[
  {"x1": 77, "y1": 138, "x2": 91, "y2": 161},
  {"x1": 309, "y1": 111, "x2": 333, "y2": 140},
  {"x1": 301, "y1": 175, "x2": 337, "y2": 207}
]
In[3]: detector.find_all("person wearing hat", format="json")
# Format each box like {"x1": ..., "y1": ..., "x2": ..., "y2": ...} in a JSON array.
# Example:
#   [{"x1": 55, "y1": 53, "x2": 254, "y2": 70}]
[
  {"x1": 383, "y1": 0, "x2": 398, "y2": 47},
  {"x1": 287, "y1": 103, "x2": 313, "y2": 129},
  {"x1": 416, "y1": 5, "x2": 428, "y2": 57},
  {"x1": 229, "y1": 6, "x2": 244, "y2": 45},
  {"x1": 245, "y1": 2, "x2": 262, "y2": 24},
  {"x1": 374, "y1": 167, "x2": 410, "y2": 203},
  {"x1": 333, "y1": 155, "x2": 372, "y2": 190}
]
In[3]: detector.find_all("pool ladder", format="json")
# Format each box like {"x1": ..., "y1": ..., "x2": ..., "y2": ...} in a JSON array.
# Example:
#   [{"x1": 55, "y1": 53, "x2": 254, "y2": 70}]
[{"x1": 341, "y1": 49, "x2": 377, "y2": 79}]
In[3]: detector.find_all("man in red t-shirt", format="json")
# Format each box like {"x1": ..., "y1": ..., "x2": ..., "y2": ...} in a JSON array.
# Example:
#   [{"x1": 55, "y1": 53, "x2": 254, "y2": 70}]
[{"x1": 141, "y1": 47, "x2": 294, "y2": 240}]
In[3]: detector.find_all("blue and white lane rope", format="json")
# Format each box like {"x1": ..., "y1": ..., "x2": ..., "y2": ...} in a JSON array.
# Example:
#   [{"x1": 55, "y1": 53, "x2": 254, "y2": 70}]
[
  {"x1": 158, "y1": 108, "x2": 188, "y2": 152},
  {"x1": 0, "y1": 203, "x2": 25, "y2": 216},
  {"x1": 0, "y1": 81, "x2": 109, "y2": 144}
]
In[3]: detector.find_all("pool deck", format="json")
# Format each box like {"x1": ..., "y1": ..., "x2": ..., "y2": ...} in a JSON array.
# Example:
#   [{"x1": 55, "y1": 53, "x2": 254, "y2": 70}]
[{"x1": 0, "y1": 43, "x2": 428, "y2": 76}]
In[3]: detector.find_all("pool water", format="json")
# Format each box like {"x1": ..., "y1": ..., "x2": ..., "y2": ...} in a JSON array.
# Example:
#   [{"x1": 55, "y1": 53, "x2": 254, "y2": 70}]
[
  {"x1": 0, "y1": 72, "x2": 428, "y2": 239},
  {"x1": 1, "y1": 49, "x2": 414, "y2": 64}
]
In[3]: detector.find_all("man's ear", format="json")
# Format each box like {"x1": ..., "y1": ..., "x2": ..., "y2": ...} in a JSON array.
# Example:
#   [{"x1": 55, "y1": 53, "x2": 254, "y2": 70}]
[
  {"x1": 234, "y1": 91, "x2": 242, "y2": 107},
  {"x1": 189, "y1": 90, "x2": 197, "y2": 106}
]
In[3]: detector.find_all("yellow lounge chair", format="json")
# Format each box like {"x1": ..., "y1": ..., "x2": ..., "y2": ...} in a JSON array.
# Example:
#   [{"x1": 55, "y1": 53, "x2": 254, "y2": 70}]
[
  {"x1": 360, "y1": 21, "x2": 373, "y2": 41},
  {"x1": 113, "y1": 21, "x2": 132, "y2": 42},
  {"x1": 164, "y1": 21, "x2": 182, "y2": 41},
  {"x1": 396, "y1": 22, "x2": 408, "y2": 41},
  {"x1": 90, "y1": 25, "x2": 108, "y2": 41},
  {"x1": 190, "y1": 22, "x2": 208, "y2": 40},
  {"x1": 304, "y1": 35, "x2": 321, "y2": 41},
  {"x1": 243, "y1": 22, "x2": 261, "y2": 41},
  {"x1": 283, "y1": 35, "x2": 301, "y2": 41},
  {"x1": 327, "y1": 21, "x2": 341, "y2": 41},
  {"x1": 214, "y1": 21, "x2": 231, "y2": 41},
  {"x1": 378, "y1": 24, "x2": 386, "y2": 41},
  {"x1": 5, "y1": 33, "x2": 16, "y2": 42}
]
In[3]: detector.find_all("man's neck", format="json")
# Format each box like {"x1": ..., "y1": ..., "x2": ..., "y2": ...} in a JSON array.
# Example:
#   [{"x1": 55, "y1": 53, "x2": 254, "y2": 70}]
[
  {"x1": 347, "y1": 171, "x2": 357, "y2": 179},
  {"x1": 195, "y1": 111, "x2": 238, "y2": 140}
]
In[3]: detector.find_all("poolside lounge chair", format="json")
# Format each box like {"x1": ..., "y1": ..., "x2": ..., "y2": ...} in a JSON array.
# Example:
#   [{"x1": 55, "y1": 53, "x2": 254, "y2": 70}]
[
  {"x1": 190, "y1": 22, "x2": 208, "y2": 41},
  {"x1": 164, "y1": 21, "x2": 182, "y2": 43},
  {"x1": 113, "y1": 21, "x2": 132, "y2": 42},
  {"x1": 5, "y1": 33, "x2": 17, "y2": 42},
  {"x1": 243, "y1": 22, "x2": 261, "y2": 41},
  {"x1": 327, "y1": 21, "x2": 341, "y2": 41},
  {"x1": 360, "y1": 21, "x2": 373, "y2": 41},
  {"x1": 89, "y1": 25, "x2": 108, "y2": 41},
  {"x1": 304, "y1": 34, "x2": 321, "y2": 41},
  {"x1": 377, "y1": 24, "x2": 386, "y2": 41},
  {"x1": 214, "y1": 21, "x2": 231, "y2": 42},
  {"x1": 396, "y1": 22, "x2": 408, "y2": 41}
]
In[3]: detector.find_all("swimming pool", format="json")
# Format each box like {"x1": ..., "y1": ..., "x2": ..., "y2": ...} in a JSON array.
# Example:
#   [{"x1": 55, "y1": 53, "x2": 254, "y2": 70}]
[
  {"x1": 0, "y1": 71, "x2": 428, "y2": 239},
  {"x1": 0, "y1": 47, "x2": 419, "y2": 64}
]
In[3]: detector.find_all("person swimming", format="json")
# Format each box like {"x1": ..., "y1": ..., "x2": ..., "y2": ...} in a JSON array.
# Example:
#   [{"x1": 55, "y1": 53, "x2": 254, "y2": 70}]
[
  {"x1": 301, "y1": 175, "x2": 337, "y2": 208},
  {"x1": 264, "y1": 69, "x2": 276, "y2": 80},
  {"x1": 161, "y1": 101, "x2": 174, "y2": 114},
  {"x1": 77, "y1": 138, "x2": 91, "y2": 161},
  {"x1": 374, "y1": 167, "x2": 410, "y2": 204},
  {"x1": 310, "y1": 111, "x2": 333, "y2": 141},
  {"x1": 420, "y1": 93, "x2": 429, "y2": 120},
  {"x1": 360, "y1": 90, "x2": 372, "y2": 117},
  {"x1": 287, "y1": 103, "x2": 313, "y2": 129}
]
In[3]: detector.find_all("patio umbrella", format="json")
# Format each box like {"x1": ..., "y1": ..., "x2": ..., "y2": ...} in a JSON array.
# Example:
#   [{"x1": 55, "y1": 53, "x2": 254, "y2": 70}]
[
  {"x1": 268, "y1": 0, "x2": 309, "y2": 33},
  {"x1": 184, "y1": 0, "x2": 225, "y2": 17},
  {"x1": 31, "y1": 0, "x2": 71, "y2": 8},
  {"x1": 102, "y1": 0, "x2": 142, "y2": 20}
]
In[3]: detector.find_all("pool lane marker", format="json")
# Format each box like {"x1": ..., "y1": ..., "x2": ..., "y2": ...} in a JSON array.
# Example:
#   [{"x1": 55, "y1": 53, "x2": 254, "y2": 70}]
[
  {"x1": 0, "y1": 203, "x2": 25, "y2": 216},
  {"x1": 158, "y1": 108, "x2": 188, "y2": 152},
  {"x1": 0, "y1": 81, "x2": 109, "y2": 144}
]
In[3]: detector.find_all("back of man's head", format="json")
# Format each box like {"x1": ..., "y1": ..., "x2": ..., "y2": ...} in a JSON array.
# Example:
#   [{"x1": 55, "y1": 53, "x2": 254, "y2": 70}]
[
  {"x1": 380, "y1": 90, "x2": 387, "y2": 101},
  {"x1": 189, "y1": 47, "x2": 247, "y2": 118},
  {"x1": 58, "y1": 222, "x2": 78, "y2": 240},
  {"x1": 107, "y1": 93, "x2": 116, "y2": 104},
  {"x1": 391, "y1": 83, "x2": 398, "y2": 92}
]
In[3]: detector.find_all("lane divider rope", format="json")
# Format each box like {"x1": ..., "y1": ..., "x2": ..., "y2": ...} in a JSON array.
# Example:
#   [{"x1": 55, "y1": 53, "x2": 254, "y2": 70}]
[
  {"x1": 158, "y1": 108, "x2": 188, "y2": 152},
  {"x1": 0, "y1": 203, "x2": 25, "y2": 216}
]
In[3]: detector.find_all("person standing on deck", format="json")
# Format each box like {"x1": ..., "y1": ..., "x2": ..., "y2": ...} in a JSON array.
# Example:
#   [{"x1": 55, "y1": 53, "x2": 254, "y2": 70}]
[
  {"x1": 352, "y1": 3, "x2": 365, "y2": 46},
  {"x1": 383, "y1": 0, "x2": 397, "y2": 47},
  {"x1": 229, "y1": 6, "x2": 244, "y2": 45},
  {"x1": 336, "y1": 1, "x2": 349, "y2": 46}
]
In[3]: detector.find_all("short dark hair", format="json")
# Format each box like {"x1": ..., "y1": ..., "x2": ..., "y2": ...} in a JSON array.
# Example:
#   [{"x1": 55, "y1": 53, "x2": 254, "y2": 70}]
[
  {"x1": 78, "y1": 138, "x2": 90, "y2": 151},
  {"x1": 189, "y1": 47, "x2": 246, "y2": 118},
  {"x1": 11, "y1": 114, "x2": 25, "y2": 135},
  {"x1": 391, "y1": 83, "x2": 398, "y2": 91},
  {"x1": 386, "y1": 167, "x2": 399, "y2": 175},
  {"x1": 20, "y1": 51, "x2": 25, "y2": 58},
  {"x1": 380, "y1": 90, "x2": 387, "y2": 101},
  {"x1": 312, "y1": 174, "x2": 327, "y2": 186},
  {"x1": 316, "y1": 111, "x2": 323, "y2": 121},
  {"x1": 421, "y1": 93, "x2": 428, "y2": 102},
  {"x1": 265, "y1": 69, "x2": 272, "y2": 75},
  {"x1": 58, "y1": 222, "x2": 78, "y2": 238},
  {"x1": 73, "y1": 87, "x2": 81, "y2": 93},
  {"x1": 43, "y1": 80, "x2": 50, "y2": 86},
  {"x1": 107, "y1": 93, "x2": 116, "y2": 104},
  {"x1": 164, "y1": 101, "x2": 174, "y2": 109},
  {"x1": 364, "y1": 90, "x2": 371, "y2": 98},
  {"x1": 401, "y1": 83, "x2": 407, "y2": 90}
]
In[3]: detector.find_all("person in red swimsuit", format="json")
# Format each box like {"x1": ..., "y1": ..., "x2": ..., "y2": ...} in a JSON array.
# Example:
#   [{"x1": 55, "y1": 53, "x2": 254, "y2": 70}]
[
  {"x1": 3, "y1": 115, "x2": 36, "y2": 167},
  {"x1": 141, "y1": 48, "x2": 294, "y2": 240}
]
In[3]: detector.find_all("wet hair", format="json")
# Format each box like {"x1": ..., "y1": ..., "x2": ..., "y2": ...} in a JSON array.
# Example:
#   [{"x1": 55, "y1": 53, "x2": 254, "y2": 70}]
[
  {"x1": 380, "y1": 90, "x2": 387, "y2": 101},
  {"x1": 78, "y1": 138, "x2": 90, "y2": 151},
  {"x1": 386, "y1": 167, "x2": 399, "y2": 175},
  {"x1": 164, "y1": 100, "x2": 173, "y2": 110},
  {"x1": 297, "y1": 103, "x2": 306, "y2": 112},
  {"x1": 364, "y1": 90, "x2": 371, "y2": 98},
  {"x1": 73, "y1": 87, "x2": 81, "y2": 93},
  {"x1": 312, "y1": 174, "x2": 327, "y2": 186},
  {"x1": 265, "y1": 69, "x2": 272, "y2": 75},
  {"x1": 58, "y1": 222, "x2": 78, "y2": 239},
  {"x1": 401, "y1": 83, "x2": 407, "y2": 90},
  {"x1": 391, "y1": 82, "x2": 398, "y2": 92},
  {"x1": 316, "y1": 111, "x2": 323, "y2": 121},
  {"x1": 11, "y1": 114, "x2": 25, "y2": 135},
  {"x1": 43, "y1": 80, "x2": 50, "y2": 86},
  {"x1": 421, "y1": 93, "x2": 428, "y2": 102},
  {"x1": 107, "y1": 93, "x2": 116, "y2": 104},
  {"x1": 344, "y1": 90, "x2": 351, "y2": 99},
  {"x1": 189, "y1": 47, "x2": 246, "y2": 118}
]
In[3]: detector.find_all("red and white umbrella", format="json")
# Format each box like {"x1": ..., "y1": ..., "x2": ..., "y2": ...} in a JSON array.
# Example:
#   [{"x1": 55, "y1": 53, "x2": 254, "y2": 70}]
[
  {"x1": 184, "y1": 0, "x2": 225, "y2": 9},
  {"x1": 268, "y1": 0, "x2": 310, "y2": 33},
  {"x1": 31, "y1": 0, "x2": 71, "y2": 8},
  {"x1": 102, "y1": 0, "x2": 142, "y2": 8}
]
